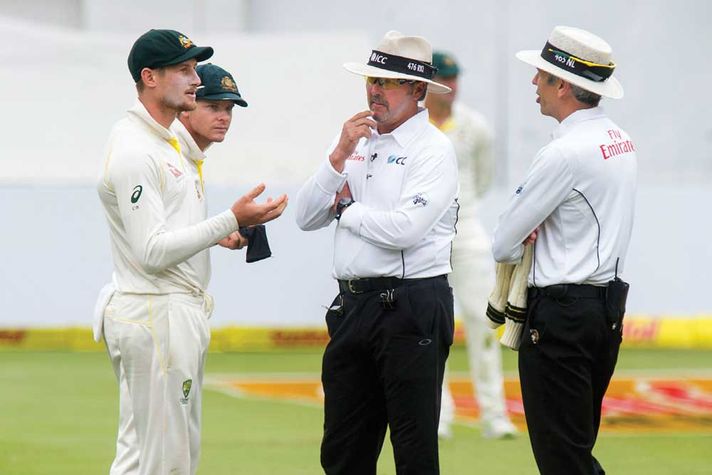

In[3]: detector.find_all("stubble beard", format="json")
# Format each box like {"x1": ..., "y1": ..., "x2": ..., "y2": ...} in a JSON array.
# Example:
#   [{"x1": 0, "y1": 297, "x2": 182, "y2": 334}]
[
  {"x1": 163, "y1": 93, "x2": 197, "y2": 114},
  {"x1": 369, "y1": 94, "x2": 389, "y2": 123}
]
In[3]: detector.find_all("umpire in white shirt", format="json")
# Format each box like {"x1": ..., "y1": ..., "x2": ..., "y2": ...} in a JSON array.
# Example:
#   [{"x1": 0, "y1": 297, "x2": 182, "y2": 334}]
[
  {"x1": 493, "y1": 26, "x2": 637, "y2": 475},
  {"x1": 296, "y1": 31, "x2": 459, "y2": 475}
]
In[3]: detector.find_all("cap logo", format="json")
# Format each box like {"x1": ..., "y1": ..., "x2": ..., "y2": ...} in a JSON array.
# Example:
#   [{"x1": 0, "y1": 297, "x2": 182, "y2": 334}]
[
  {"x1": 444, "y1": 57, "x2": 455, "y2": 66},
  {"x1": 178, "y1": 35, "x2": 194, "y2": 49},
  {"x1": 220, "y1": 76, "x2": 238, "y2": 92}
]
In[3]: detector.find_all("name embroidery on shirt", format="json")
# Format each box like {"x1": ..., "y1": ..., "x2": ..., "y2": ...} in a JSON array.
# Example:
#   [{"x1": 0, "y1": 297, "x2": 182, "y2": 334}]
[
  {"x1": 599, "y1": 129, "x2": 636, "y2": 160},
  {"x1": 347, "y1": 153, "x2": 365, "y2": 161}
]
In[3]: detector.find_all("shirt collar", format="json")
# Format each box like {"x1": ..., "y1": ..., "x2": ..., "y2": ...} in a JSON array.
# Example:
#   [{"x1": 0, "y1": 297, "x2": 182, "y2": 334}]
[
  {"x1": 127, "y1": 100, "x2": 177, "y2": 143},
  {"x1": 373, "y1": 108, "x2": 430, "y2": 148},
  {"x1": 172, "y1": 120, "x2": 208, "y2": 162},
  {"x1": 552, "y1": 106, "x2": 606, "y2": 139}
]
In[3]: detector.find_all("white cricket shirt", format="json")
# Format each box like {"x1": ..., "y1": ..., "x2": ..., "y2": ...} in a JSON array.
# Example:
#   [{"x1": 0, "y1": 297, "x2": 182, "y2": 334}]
[
  {"x1": 438, "y1": 102, "x2": 494, "y2": 204},
  {"x1": 296, "y1": 108, "x2": 459, "y2": 280},
  {"x1": 434, "y1": 102, "x2": 495, "y2": 250},
  {"x1": 493, "y1": 107, "x2": 637, "y2": 286},
  {"x1": 97, "y1": 101, "x2": 238, "y2": 295}
]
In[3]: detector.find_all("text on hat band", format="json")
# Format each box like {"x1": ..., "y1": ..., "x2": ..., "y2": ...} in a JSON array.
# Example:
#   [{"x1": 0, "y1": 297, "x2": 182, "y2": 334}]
[
  {"x1": 540, "y1": 41, "x2": 615, "y2": 83},
  {"x1": 367, "y1": 50, "x2": 436, "y2": 80}
]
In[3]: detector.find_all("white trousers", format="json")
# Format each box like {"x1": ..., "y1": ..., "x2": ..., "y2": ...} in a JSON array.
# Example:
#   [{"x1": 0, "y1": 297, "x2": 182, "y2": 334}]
[
  {"x1": 441, "y1": 215, "x2": 509, "y2": 426},
  {"x1": 103, "y1": 292, "x2": 211, "y2": 475}
]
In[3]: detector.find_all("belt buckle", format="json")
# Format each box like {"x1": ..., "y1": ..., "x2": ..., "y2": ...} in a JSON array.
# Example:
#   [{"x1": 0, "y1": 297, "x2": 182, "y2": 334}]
[
  {"x1": 347, "y1": 279, "x2": 361, "y2": 294},
  {"x1": 545, "y1": 284, "x2": 568, "y2": 299}
]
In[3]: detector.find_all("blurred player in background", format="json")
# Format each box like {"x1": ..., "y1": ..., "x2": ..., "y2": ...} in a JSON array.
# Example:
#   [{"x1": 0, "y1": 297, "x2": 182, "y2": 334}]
[
  {"x1": 95, "y1": 29, "x2": 287, "y2": 475},
  {"x1": 425, "y1": 51, "x2": 517, "y2": 440}
]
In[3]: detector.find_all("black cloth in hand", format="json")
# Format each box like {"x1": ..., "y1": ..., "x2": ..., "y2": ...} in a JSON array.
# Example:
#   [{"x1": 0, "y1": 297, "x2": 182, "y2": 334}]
[{"x1": 238, "y1": 225, "x2": 272, "y2": 263}]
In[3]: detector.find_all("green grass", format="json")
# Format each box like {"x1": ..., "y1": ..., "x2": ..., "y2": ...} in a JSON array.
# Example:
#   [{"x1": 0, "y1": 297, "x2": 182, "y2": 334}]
[{"x1": 1, "y1": 348, "x2": 711, "y2": 474}]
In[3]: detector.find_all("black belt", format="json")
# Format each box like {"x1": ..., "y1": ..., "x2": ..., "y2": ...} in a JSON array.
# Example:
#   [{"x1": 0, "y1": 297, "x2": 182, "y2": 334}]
[
  {"x1": 338, "y1": 275, "x2": 446, "y2": 295},
  {"x1": 529, "y1": 284, "x2": 606, "y2": 300}
]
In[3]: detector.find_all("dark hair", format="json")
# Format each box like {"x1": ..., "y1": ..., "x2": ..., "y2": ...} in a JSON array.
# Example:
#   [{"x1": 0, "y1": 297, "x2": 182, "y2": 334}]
[
  {"x1": 570, "y1": 84, "x2": 602, "y2": 107},
  {"x1": 544, "y1": 71, "x2": 601, "y2": 106}
]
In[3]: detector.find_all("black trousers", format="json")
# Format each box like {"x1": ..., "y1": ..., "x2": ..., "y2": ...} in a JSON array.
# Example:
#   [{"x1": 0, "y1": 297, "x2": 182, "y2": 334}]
[
  {"x1": 519, "y1": 286, "x2": 621, "y2": 475},
  {"x1": 320, "y1": 275, "x2": 454, "y2": 475}
]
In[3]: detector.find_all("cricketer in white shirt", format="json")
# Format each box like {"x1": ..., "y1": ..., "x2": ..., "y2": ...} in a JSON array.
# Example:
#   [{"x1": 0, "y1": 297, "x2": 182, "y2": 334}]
[
  {"x1": 96, "y1": 100, "x2": 238, "y2": 475},
  {"x1": 99, "y1": 102, "x2": 237, "y2": 295}
]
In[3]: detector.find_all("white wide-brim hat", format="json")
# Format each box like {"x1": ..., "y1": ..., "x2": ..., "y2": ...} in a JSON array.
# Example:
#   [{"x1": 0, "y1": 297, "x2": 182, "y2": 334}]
[
  {"x1": 343, "y1": 30, "x2": 452, "y2": 94},
  {"x1": 516, "y1": 26, "x2": 623, "y2": 99}
]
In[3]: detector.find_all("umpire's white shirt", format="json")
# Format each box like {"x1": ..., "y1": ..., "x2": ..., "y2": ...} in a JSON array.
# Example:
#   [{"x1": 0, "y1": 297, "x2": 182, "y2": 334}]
[
  {"x1": 97, "y1": 101, "x2": 238, "y2": 295},
  {"x1": 493, "y1": 107, "x2": 637, "y2": 286},
  {"x1": 296, "y1": 108, "x2": 459, "y2": 280}
]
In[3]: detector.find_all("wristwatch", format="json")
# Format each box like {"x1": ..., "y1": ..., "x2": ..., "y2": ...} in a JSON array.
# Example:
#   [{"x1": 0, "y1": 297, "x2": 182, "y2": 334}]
[{"x1": 335, "y1": 197, "x2": 354, "y2": 220}]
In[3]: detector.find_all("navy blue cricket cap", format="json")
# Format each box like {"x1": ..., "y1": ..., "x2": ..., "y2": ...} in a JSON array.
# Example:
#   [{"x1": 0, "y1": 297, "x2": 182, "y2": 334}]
[
  {"x1": 196, "y1": 63, "x2": 248, "y2": 107},
  {"x1": 128, "y1": 29, "x2": 214, "y2": 83}
]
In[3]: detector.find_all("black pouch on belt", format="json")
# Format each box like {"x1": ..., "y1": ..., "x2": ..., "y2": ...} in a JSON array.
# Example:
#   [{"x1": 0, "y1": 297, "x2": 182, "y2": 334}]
[{"x1": 605, "y1": 277, "x2": 629, "y2": 330}]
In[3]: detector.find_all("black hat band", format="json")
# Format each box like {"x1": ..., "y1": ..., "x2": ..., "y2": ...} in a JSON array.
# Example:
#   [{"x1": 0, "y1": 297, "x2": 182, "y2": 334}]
[
  {"x1": 367, "y1": 50, "x2": 436, "y2": 80},
  {"x1": 540, "y1": 41, "x2": 615, "y2": 83}
]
